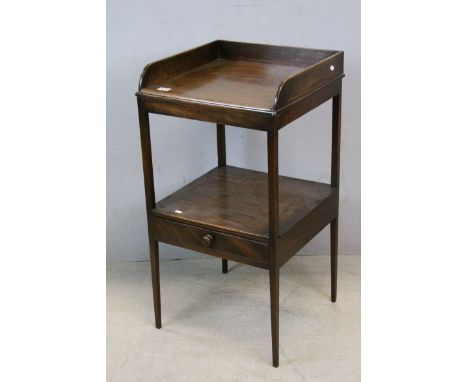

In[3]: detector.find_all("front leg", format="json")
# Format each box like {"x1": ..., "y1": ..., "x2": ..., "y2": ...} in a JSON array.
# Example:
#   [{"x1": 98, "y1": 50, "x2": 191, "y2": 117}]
[
  {"x1": 269, "y1": 265, "x2": 280, "y2": 367},
  {"x1": 149, "y1": 240, "x2": 161, "y2": 328}
]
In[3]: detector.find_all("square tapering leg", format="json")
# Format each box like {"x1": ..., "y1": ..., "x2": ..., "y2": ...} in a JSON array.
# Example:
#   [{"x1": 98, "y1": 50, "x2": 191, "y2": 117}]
[
  {"x1": 267, "y1": 126, "x2": 280, "y2": 367},
  {"x1": 269, "y1": 266, "x2": 280, "y2": 367},
  {"x1": 330, "y1": 89, "x2": 341, "y2": 304},
  {"x1": 222, "y1": 259, "x2": 228, "y2": 273},
  {"x1": 150, "y1": 240, "x2": 162, "y2": 328},
  {"x1": 330, "y1": 219, "x2": 338, "y2": 302}
]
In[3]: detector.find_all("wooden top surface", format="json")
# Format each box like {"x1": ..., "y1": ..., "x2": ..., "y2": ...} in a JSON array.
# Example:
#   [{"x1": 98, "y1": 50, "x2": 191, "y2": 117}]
[
  {"x1": 137, "y1": 41, "x2": 344, "y2": 114},
  {"x1": 141, "y1": 59, "x2": 305, "y2": 111},
  {"x1": 153, "y1": 166, "x2": 335, "y2": 242}
]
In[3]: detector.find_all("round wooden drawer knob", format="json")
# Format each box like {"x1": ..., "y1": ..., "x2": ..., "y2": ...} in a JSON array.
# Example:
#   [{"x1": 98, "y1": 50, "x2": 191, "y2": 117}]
[{"x1": 201, "y1": 234, "x2": 214, "y2": 248}]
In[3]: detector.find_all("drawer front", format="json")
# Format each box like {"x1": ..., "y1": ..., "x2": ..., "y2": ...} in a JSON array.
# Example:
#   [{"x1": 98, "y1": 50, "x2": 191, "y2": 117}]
[{"x1": 152, "y1": 217, "x2": 268, "y2": 268}]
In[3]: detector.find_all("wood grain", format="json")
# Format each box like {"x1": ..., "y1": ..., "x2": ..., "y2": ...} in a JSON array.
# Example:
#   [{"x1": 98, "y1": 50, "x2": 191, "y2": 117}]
[
  {"x1": 137, "y1": 40, "x2": 343, "y2": 123},
  {"x1": 141, "y1": 59, "x2": 303, "y2": 110},
  {"x1": 152, "y1": 166, "x2": 335, "y2": 243},
  {"x1": 136, "y1": 41, "x2": 345, "y2": 367},
  {"x1": 138, "y1": 95, "x2": 273, "y2": 131},
  {"x1": 153, "y1": 217, "x2": 269, "y2": 268}
]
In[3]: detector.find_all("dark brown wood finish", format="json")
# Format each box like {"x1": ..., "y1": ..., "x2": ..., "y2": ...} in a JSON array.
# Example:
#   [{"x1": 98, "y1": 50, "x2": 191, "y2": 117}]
[
  {"x1": 267, "y1": 126, "x2": 280, "y2": 368},
  {"x1": 139, "y1": 41, "x2": 218, "y2": 90},
  {"x1": 330, "y1": 219, "x2": 338, "y2": 302},
  {"x1": 330, "y1": 87, "x2": 342, "y2": 302},
  {"x1": 136, "y1": 40, "x2": 343, "y2": 132},
  {"x1": 152, "y1": 166, "x2": 335, "y2": 243},
  {"x1": 136, "y1": 41, "x2": 344, "y2": 367},
  {"x1": 276, "y1": 77, "x2": 343, "y2": 128},
  {"x1": 279, "y1": 190, "x2": 338, "y2": 267},
  {"x1": 142, "y1": 59, "x2": 304, "y2": 110},
  {"x1": 219, "y1": 40, "x2": 336, "y2": 67},
  {"x1": 216, "y1": 124, "x2": 226, "y2": 167},
  {"x1": 149, "y1": 240, "x2": 161, "y2": 329},
  {"x1": 331, "y1": 89, "x2": 342, "y2": 189},
  {"x1": 216, "y1": 123, "x2": 228, "y2": 273},
  {"x1": 137, "y1": 99, "x2": 161, "y2": 329},
  {"x1": 273, "y1": 53, "x2": 343, "y2": 110},
  {"x1": 153, "y1": 217, "x2": 268, "y2": 268},
  {"x1": 138, "y1": 94, "x2": 274, "y2": 131}
]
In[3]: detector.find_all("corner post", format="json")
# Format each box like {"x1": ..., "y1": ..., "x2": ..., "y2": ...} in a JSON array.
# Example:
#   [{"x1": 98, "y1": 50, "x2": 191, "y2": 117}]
[
  {"x1": 217, "y1": 123, "x2": 228, "y2": 274},
  {"x1": 268, "y1": 118, "x2": 280, "y2": 367},
  {"x1": 330, "y1": 85, "x2": 342, "y2": 302},
  {"x1": 216, "y1": 123, "x2": 226, "y2": 167},
  {"x1": 137, "y1": 98, "x2": 161, "y2": 328}
]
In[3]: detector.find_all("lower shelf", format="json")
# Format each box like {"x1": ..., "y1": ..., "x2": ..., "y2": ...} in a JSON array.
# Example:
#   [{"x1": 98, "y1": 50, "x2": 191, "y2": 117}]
[{"x1": 152, "y1": 166, "x2": 337, "y2": 255}]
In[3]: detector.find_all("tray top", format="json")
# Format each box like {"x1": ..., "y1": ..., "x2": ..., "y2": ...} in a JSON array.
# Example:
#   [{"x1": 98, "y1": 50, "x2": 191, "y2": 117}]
[
  {"x1": 139, "y1": 58, "x2": 304, "y2": 111},
  {"x1": 137, "y1": 41, "x2": 343, "y2": 113}
]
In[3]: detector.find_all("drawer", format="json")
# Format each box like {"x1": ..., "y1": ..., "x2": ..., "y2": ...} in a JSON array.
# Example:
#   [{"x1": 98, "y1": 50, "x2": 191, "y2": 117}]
[{"x1": 152, "y1": 217, "x2": 269, "y2": 268}]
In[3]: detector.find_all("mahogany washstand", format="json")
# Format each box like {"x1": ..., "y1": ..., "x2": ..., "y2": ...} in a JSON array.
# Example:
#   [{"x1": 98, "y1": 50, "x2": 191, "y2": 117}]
[{"x1": 136, "y1": 40, "x2": 344, "y2": 367}]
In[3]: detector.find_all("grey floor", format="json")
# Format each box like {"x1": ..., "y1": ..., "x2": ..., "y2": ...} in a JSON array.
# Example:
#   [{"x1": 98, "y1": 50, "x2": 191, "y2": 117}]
[{"x1": 107, "y1": 255, "x2": 360, "y2": 382}]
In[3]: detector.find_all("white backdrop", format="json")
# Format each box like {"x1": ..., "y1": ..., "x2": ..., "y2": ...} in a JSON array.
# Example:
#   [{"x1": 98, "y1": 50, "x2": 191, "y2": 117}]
[{"x1": 107, "y1": 0, "x2": 361, "y2": 261}]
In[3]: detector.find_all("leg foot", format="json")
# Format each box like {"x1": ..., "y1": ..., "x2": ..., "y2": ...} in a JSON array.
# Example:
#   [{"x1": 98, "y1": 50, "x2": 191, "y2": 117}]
[
  {"x1": 222, "y1": 259, "x2": 228, "y2": 273},
  {"x1": 330, "y1": 219, "x2": 338, "y2": 302},
  {"x1": 269, "y1": 266, "x2": 279, "y2": 367},
  {"x1": 149, "y1": 241, "x2": 161, "y2": 328}
]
